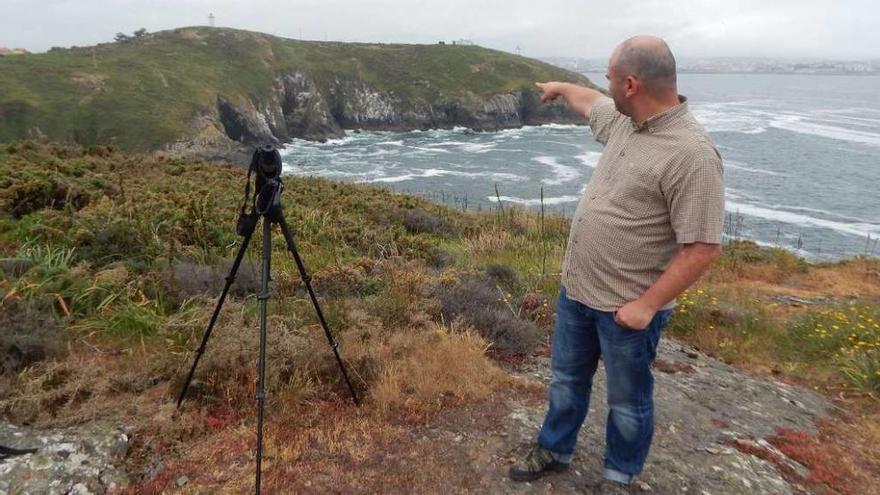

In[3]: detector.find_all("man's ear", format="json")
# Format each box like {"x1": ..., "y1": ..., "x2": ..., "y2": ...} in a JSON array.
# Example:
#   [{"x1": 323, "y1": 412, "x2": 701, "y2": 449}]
[{"x1": 625, "y1": 75, "x2": 639, "y2": 98}]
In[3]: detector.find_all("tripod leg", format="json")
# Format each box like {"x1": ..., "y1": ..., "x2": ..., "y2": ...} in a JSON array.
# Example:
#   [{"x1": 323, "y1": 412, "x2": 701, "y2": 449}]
[
  {"x1": 177, "y1": 217, "x2": 257, "y2": 408},
  {"x1": 275, "y1": 213, "x2": 360, "y2": 405},
  {"x1": 255, "y1": 217, "x2": 271, "y2": 495}
]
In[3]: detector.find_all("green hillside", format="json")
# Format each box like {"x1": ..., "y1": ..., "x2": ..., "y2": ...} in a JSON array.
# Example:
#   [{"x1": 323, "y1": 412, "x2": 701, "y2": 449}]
[{"x1": 0, "y1": 27, "x2": 595, "y2": 151}]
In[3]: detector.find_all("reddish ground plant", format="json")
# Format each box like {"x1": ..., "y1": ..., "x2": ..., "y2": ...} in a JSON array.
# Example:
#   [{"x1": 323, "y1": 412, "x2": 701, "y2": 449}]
[
  {"x1": 727, "y1": 417, "x2": 880, "y2": 495},
  {"x1": 768, "y1": 418, "x2": 880, "y2": 495}
]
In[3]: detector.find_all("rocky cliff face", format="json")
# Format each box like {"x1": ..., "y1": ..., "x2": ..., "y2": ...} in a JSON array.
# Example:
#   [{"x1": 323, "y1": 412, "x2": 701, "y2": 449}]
[{"x1": 171, "y1": 71, "x2": 585, "y2": 160}]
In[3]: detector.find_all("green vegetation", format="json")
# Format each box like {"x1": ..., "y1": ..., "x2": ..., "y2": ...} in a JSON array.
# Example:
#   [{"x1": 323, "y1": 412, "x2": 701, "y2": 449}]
[
  {"x1": 0, "y1": 142, "x2": 563, "y2": 419},
  {"x1": 666, "y1": 243, "x2": 880, "y2": 394},
  {"x1": 786, "y1": 303, "x2": 880, "y2": 392},
  {"x1": 1, "y1": 143, "x2": 878, "y2": 492},
  {"x1": 0, "y1": 27, "x2": 591, "y2": 150}
]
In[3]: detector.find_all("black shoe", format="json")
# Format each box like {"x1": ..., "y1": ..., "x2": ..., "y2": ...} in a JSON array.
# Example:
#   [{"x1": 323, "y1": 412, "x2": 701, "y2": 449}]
[{"x1": 508, "y1": 444, "x2": 569, "y2": 482}]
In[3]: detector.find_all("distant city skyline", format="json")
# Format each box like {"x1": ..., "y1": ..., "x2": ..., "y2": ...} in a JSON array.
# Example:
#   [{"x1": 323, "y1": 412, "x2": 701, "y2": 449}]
[{"x1": 2, "y1": 0, "x2": 878, "y2": 60}]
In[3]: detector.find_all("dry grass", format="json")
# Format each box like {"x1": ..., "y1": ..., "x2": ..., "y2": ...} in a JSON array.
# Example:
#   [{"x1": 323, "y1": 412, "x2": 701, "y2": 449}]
[
  {"x1": 367, "y1": 321, "x2": 508, "y2": 416},
  {"x1": 2, "y1": 280, "x2": 511, "y2": 490},
  {"x1": 120, "y1": 314, "x2": 508, "y2": 493},
  {"x1": 803, "y1": 258, "x2": 880, "y2": 299},
  {"x1": 366, "y1": 261, "x2": 437, "y2": 329},
  {"x1": 462, "y1": 228, "x2": 519, "y2": 256},
  {"x1": 710, "y1": 244, "x2": 880, "y2": 300},
  {"x1": 130, "y1": 398, "x2": 467, "y2": 494},
  {"x1": 0, "y1": 348, "x2": 178, "y2": 426}
]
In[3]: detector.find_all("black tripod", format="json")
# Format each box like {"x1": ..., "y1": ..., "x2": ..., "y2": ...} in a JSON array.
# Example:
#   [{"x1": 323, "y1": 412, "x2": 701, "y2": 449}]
[{"x1": 176, "y1": 145, "x2": 359, "y2": 495}]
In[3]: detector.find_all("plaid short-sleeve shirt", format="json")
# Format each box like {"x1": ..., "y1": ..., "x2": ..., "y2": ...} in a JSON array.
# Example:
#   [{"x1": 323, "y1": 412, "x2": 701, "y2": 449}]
[{"x1": 561, "y1": 96, "x2": 725, "y2": 312}]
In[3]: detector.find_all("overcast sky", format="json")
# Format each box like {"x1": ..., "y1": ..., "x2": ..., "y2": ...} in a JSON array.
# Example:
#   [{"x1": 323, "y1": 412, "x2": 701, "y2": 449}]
[{"x1": 2, "y1": 0, "x2": 877, "y2": 59}]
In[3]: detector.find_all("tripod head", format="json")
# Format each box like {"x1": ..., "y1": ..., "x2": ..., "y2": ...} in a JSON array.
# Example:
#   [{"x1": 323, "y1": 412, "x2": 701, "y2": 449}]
[
  {"x1": 238, "y1": 144, "x2": 284, "y2": 235},
  {"x1": 251, "y1": 144, "x2": 283, "y2": 190}
]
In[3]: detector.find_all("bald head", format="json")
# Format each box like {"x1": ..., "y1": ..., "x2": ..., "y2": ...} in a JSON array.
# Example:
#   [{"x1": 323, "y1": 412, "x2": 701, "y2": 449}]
[{"x1": 610, "y1": 35, "x2": 677, "y2": 95}]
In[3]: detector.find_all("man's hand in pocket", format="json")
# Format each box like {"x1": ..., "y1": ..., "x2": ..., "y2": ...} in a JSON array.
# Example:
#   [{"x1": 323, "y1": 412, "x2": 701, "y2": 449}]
[{"x1": 614, "y1": 299, "x2": 657, "y2": 331}]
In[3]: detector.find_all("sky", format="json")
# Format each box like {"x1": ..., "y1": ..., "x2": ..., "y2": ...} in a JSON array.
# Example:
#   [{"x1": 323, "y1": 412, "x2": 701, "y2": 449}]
[{"x1": 2, "y1": 0, "x2": 877, "y2": 60}]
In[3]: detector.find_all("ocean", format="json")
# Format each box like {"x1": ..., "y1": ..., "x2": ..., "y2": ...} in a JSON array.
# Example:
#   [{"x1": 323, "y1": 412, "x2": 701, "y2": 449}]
[{"x1": 280, "y1": 72, "x2": 880, "y2": 260}]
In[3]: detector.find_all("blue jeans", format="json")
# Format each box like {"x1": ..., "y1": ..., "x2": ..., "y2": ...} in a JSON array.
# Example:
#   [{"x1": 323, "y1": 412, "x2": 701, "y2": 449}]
[{"x1": 537, "y1": 286, "x2": 672, "y2": 483}]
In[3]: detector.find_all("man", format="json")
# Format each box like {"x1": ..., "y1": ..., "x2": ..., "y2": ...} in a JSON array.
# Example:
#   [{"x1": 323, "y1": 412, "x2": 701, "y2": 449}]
[{"x1": 509, "y1": 36, "x2": 724, "y2": 490}]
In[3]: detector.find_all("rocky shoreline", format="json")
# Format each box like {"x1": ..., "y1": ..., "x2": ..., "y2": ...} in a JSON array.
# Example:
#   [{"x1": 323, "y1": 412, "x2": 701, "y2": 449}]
[{"x1": 165, "y1": 70, "x2": 588, "y2": 163}]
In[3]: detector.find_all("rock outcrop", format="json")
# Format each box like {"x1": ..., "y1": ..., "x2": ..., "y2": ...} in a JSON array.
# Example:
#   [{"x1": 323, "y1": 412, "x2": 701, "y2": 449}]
[
  {"x1": 491, "y1": 339, "x2": 830, "y2": 494},
  {"x1": 0, "y1": 422, "x2": 129, "y2": 494},
  {"x1": 170, "y1": 70, "x2": 585, "y2": 161}
]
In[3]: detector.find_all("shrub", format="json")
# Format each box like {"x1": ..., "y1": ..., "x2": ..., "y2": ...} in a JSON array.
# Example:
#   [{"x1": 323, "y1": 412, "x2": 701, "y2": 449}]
[
  {"x1": 85, "y1": 145, "x2": 114, "y2": 157},
  {"x1": 0, "y1": 258, "x2": 34, "y2": 277},
  {"x1": 665, "y1": 288, "x2": 732, "y2": 337},
  {"x1": 0, "y1": 302, "x2": 66, "y2": 375},
  {"x1": 423, "y1": 246, "x2": 454, "y2": 269},
  {"x1": 397, "y1": 208, "x2": 454, "y2": 236},
  {"x1": 76, "y1": 217, "x2": 150, "y2": 266},
  {"x1": 3, "y1": 178, "x2": 90, "y2": 218},
  {"x1": 483, "y1": 263, "x2": 518, "y2": 288},
  {"x1": 518, "y1": 292, "x2": 553, "y2": 327},
  {"x1": 715, "y1": 240, "x2": 809, "y2": 282},
  {"x1": 438, "y1": 275, "x2": 541, "y2": 354},
  {"x1": 172, "y1": 302, "x2": 332, "y2": 408},
  {"x1": 369, "y1": 264, "x2": 432, "y2": 329},
  {"x1": 160, "y1": 259, "x2": 260, "y2": 306},
  {"x1": 310, "y1": 259, "x2": 381, "y2": 298},
  {"x1": 656, "y1": 288, "x2": 780, "y2": 365}
]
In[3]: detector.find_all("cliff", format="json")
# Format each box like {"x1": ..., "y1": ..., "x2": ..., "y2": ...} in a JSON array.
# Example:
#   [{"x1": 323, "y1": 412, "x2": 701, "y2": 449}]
[{"x1": 0, "y1": 27, "x2": 598, "y2": 160}]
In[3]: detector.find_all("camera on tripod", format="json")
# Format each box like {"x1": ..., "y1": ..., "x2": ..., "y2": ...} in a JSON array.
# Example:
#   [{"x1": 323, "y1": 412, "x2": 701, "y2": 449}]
[
  {"x1": 179, "y1": 143, "x2": 359, "y2": 495},
  {"x1": 252, "y1": 143, "x2": 282, "y2": 187},
  {"x1": 237, "y1": 144, "x2": 284, "y2": 236}
]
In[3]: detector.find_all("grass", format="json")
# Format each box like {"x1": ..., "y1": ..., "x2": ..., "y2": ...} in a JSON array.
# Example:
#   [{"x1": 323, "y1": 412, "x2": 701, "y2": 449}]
[
  {"x1": 0, "y1": 142, "x2": 878, "y2": 492},
  {"x1": 664, "y1": 243, "x2": 880, "y2": 397},
  {"x1": 351, "y1": 320, "x2": 508, "y2": 417},
  {"x1": 664, "y1": 244, "x2": 880, "y2": 494},
  {"x1": 0, "y1": 142, "x2": 530, "y2": 423},
  {"x1": 785, "y1": 303, "x2": 880, "y2": 392},
  {"x1": 0, "y1": 26, "x2": 595, "y2": 150}
]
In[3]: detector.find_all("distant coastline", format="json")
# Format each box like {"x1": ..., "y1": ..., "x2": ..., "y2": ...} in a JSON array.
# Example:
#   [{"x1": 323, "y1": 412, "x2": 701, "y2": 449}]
[
  {"x1": 541, "y1": 56, "x2": 880, "y2": 77},
  {"x1": 579, "y1": 68, "x2": 880, "y2": 77},
  {"x1": 676, "y1": 70, "x2": 880, "y2": 76}
]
